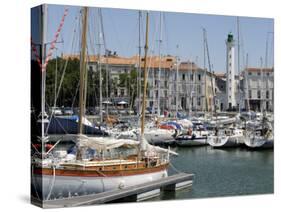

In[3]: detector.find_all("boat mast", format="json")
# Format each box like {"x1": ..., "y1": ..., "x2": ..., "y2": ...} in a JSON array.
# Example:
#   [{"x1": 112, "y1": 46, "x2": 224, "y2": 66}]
[
  {"x1": 204, "y1": 29, "x2": 216, "y2": 119},
  {"x1": 152, "y1": 55, "x2": 155, "y2": 115},
  {"x1": 195, "y1": 56, "x2": 199, "y2": 114},
  {"x1": 41, "y1": 4, "x2": 47, "y2": 155},
  {"x1": 237, "y1": 17, "x2": 241, "y2": 114},
  {"x1": 189, "y1": 58, "x2": 192, "y2": 115},
  {"x1": 137, "y1": 11, "x2": 142, "y2": 124},
  {"x1": 203, "y1": 28, "x2": 208, "y2": 113},
  {"x1": 260, "y1": 57, "x2": 263, "y2": 113},
  {"x1": 245, "y1": 54, "x2": 250, "y2": 111},
  {"x1": 157, "y1": 12, "x2": 162, "y2": 117},
  {"x1": 99, "y1": 9, "x2": 109, "y2": 117},
  {"x1": 77, "y1": 7, "x2": 88, "y2": 159},
  {"x1": 98, "y1": 9, "x2": 103, "y2": 123},
  {"x1": 175, "y1": 45, "x2": 179, "y2": 118},
  {"x1": 140, "y1": 12, "x2": 149, "y2": 143}
]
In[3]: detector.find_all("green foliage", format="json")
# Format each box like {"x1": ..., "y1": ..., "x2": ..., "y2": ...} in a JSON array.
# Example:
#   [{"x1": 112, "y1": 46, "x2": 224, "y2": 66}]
[
  {"x1": 45, "y1": 57, "x2": 139, "y2": 108},
  {"x1": 46, "y1": 57, "x2": 80, "y2": 108}
]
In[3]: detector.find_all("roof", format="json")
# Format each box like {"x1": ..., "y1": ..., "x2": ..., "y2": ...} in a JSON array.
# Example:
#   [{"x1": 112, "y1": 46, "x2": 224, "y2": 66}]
[
  {"x1": 245, "y1": 67, "x2": 274, "y2": 73},
  {"x1": 214, "y1": 73, "x2": 226, "y2": 78},
  {"x1": 64, "y1": 54, "x2": 177, "y2": 69},
  {"x1": 64, "y1": 54, "x2": 215, "y2": 72},
  {"x1": 178, "y1": 61, "x2": 201, "y2": 71}
]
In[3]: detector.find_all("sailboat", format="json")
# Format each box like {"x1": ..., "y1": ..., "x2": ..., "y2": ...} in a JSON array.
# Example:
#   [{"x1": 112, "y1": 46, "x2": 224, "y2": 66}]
[
  {"x1": 175, "y1": 120, "x2": 209, "y2": 146},
  {"x1": 243, "y1": 56, "x2": 273, "y2": 149},
  {"x1": 244, "y1": 113, "x2": 274, "y2": 149},
  {"x1": 31, "y1": 8, "x2": 175, "y2": 201},
  {"x1": 244, "y1": 128, "x2": 273, "y2": 149}
]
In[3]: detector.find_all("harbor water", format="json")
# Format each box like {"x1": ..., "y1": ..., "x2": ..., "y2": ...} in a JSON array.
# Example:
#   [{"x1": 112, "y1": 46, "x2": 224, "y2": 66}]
[{"x1": 152, "y1": 146, "x2": 273, "y2": 201}]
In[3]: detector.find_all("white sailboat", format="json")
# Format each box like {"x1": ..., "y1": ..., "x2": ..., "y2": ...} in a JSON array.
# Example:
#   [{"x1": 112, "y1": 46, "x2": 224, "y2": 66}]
[
  {"x1": 244, "y1": 128, "x2": 273, "y2": 149},
  {"x1": 207, "y1": 127, "x2": 244, "y2": 148},
  {"x1": 175, "y1": 121, "x2": 209, "y2": 146},
  {"x1": 244, "y1": 115, "x2": 273, "y2": 149}
]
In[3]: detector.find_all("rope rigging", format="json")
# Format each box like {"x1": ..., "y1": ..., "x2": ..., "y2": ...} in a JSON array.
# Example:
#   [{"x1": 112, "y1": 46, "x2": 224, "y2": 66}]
[{"x1": 31, "y1": 7, "x2": 69, "y2": 71}]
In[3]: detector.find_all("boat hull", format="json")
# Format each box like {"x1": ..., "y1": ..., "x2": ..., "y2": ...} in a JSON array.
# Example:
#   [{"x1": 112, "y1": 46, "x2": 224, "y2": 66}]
[
  {"x1": 144, "y1": 130, "x2": 175, "y2": 145},
  {"x1": 32, "y1": 167, "x2": 168, "y2": 200},
  {"x1": 175, "y1": 136, "x2": 207, "y2": 146},
  {"x1": 207, "y1": 135, "x2": 242, "y2": 148},
  {"x1": 244, "y1": 136, "x2": 273, "y2": 149}
]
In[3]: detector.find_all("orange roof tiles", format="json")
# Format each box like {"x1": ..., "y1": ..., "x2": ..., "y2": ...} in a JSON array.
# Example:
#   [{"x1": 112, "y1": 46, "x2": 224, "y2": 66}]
[
  {"x1": 63, "y1": 54, "x2": 210, "y2": 71},
  {"x1": 246, "y1": 67, "x2": 274, "y2": 73}
]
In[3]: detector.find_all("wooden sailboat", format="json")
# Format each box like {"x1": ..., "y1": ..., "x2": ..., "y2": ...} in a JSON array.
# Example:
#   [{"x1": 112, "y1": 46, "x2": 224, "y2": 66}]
[{"x1": 32, "y1": 8, "x2": 173, "y2": 201}]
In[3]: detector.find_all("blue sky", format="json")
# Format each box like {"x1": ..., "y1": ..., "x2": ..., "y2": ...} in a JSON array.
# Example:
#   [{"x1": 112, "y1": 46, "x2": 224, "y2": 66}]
[{"x1": 45, "y1": 4, "x2": 274, "y2": 73}]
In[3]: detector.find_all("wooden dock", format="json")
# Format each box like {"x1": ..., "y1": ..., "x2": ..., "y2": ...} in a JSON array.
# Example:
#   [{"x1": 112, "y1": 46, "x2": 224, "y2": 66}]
[{"x1": 42, "y1": 172, "x2": 194, "y2": 208}]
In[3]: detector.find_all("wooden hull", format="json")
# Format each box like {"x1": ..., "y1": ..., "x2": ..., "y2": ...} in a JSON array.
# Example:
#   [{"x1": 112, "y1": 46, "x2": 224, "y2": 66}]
[{"x1": 32, "y1": 164, "x2": 168, "y2": 200}]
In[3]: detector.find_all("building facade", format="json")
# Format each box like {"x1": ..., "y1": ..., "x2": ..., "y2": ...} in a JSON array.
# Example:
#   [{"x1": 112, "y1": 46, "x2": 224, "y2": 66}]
[
  {"x1": 84, "y1": 54, "x2": 216, "y2": 113},
  {"x1": 64, "y1": 54, "x2": 273, "y2": 112},
  {"x1": 241, "y1": 67, "x2": 274, "y2": 112}
]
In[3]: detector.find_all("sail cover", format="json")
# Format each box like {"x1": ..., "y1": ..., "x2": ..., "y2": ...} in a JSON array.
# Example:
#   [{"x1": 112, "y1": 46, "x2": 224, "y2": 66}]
[
  {"x1": 78, "y1": 135, "x2": 139, "y2": 150},
  {"x1": 76, "y1": 135, "x2": 178, "y2": 155}
]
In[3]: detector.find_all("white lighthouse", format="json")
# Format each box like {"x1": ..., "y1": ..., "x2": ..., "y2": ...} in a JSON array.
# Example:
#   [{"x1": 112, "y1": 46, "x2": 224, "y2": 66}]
[{"x1": 226, "y1": 32, "x2": 236, "y2": 109}]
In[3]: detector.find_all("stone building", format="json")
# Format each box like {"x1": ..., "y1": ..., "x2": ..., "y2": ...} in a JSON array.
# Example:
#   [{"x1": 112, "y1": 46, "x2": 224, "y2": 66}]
[
  {"x1": 84, "y1": 54, "x2": 216, "y2": 113},
  {"x1": 64, "y1": 54, "x2": 273, "y2": 113},
  {"x1": 241, "y1": 67, "x2": 274, "y2": 112}
]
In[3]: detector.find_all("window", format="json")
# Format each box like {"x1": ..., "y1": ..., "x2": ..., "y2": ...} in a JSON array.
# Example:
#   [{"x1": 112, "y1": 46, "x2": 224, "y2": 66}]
[
  {"x1": 121, "y1": 89, "x2": 125, "y2": 96},
  {"x1": 198, "y1": 85, "x2": 201, "y2": 94},
  {"x1": 249, "y1": 90, "x2": 252, "y2": 99},
  {"x1": 248, "y1": 72, "x2": 252, "y2": 76},
  {"x1": 164, "y1": 81, "x2": 168, "y2": 87},
  {"x1": 257, "y1": 72, "x2": 261, "y2": 76},
  {"x1": 198, "y1": 74, "x2": 201, "y2": 81},
  {"x1": 190, "y1": 74, "x2": 193, "y2": 81},
  {"x1": 266, "y1": 90, "x2": 270, "y2": 99},
  {"x1": 257, "y1": 90, "x2": 261, "y2": 99},
  {"x1": 182, "y1": 74, "x2": 185, "y2": 81},
  {"x1": 197, "y1": 97, "x2": 201, "y2": 106}
]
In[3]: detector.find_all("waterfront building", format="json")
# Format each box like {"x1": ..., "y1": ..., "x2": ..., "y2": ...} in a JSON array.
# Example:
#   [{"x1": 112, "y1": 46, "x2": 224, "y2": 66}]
[
  {"x1": 64, "y1": 54, "x2": 273, "y2": 113},
  {"x1": 85, "y1": 54, "x2": 216, "y2": 113},
  {"x1": 241, "y1": 67, "x2": 274, "y2": 112}
]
